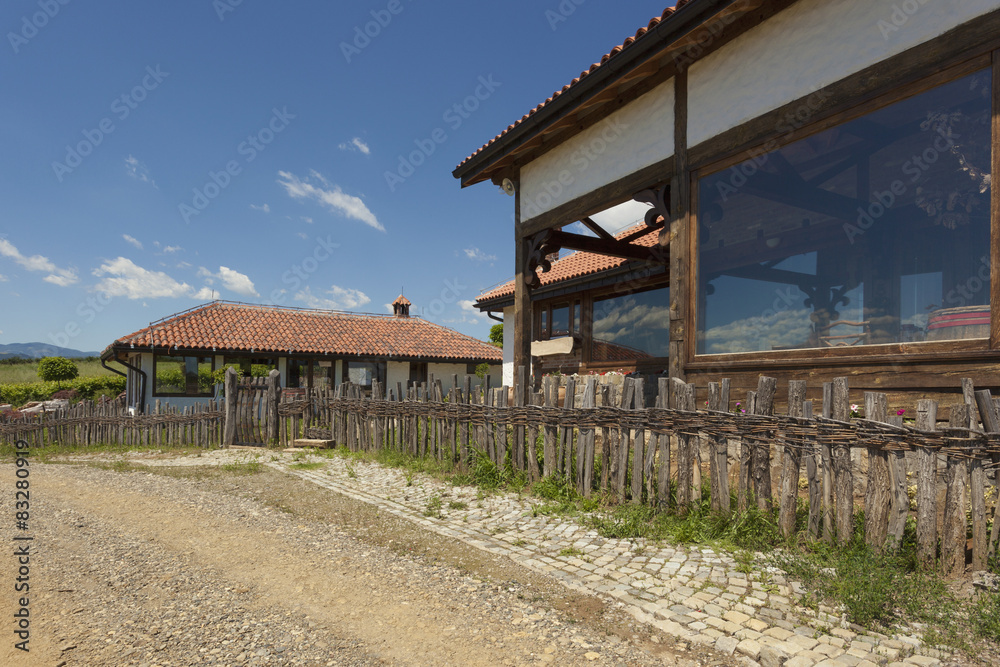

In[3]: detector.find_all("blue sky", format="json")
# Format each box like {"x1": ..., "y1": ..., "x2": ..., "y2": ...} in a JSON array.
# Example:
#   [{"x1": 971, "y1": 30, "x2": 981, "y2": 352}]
[{"x1": 0, "y1": 1, "x2": 666, "y2": 352}]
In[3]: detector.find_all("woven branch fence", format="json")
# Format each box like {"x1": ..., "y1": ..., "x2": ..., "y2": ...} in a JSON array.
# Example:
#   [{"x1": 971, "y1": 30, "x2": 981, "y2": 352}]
[{"x1": 319, "y1": 369, "x2": 1000, "y2": 575}]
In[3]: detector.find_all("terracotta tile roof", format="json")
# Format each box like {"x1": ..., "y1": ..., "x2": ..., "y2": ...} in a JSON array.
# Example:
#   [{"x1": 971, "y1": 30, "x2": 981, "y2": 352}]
[
  {"x1": 392, "y1": 294, "x2": 412, "y2": 306},
  {"x1": 104, "y1": 302, "x2": 502, "y2": 363},
  {"x1": 457, "y1": 2, "x2": 693, "y2": 170},
  {"x1": 476, "y1": 224, "x2": 662, "y2": 305}
]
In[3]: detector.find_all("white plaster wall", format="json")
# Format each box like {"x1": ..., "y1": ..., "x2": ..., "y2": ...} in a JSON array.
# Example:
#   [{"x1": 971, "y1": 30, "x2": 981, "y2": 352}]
[
  {"x1": 386, "y1": 361, "x2": 410, "y2": 395},
  {"x1": 502, "y1": 306, "x2": 514, "y2": 387},
  {"x1": 689, "y1": 0, "x2": 1000, "y2": 147},
  {"x1": 520, "y1": 78, "x2": 675, "y2": 221}
]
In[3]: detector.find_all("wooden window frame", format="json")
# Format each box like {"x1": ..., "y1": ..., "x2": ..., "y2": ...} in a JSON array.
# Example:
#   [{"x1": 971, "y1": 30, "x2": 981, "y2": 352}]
[{"x1": 687, "y1": 48, "x2": 999, "y2": 372}]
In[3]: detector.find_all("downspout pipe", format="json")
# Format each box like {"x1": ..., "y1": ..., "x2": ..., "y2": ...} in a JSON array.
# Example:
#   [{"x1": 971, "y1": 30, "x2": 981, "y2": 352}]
[
  {"x1": 487, "y1": 311, "x2": 503, "y2": 323},
  {"x1": 111, "y1": 353, "x2": 147, "y2": 414}
]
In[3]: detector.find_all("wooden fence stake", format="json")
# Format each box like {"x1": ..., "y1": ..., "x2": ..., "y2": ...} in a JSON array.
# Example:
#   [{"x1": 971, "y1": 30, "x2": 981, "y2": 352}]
[
  {"x1": 916, "y1": 398, "x2": 939, "y2": 569},
  {"x1": 779, "y1": 380, "x2": 806, "y2": 540},
  {"x1": 863, "y1": 392, "x2": 891, "y2": 552}
]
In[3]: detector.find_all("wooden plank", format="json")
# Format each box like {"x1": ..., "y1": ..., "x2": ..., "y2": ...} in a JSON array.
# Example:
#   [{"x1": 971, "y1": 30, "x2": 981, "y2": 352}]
[
  {"x1": 863, "y1": 392, "x2": 891, "y2": 552},
  {"x1": 600, "y1": 385, "x2": 612, "y2": 493},
  {"x1": 527, "y1": 390, "x2": 542, "y2": 482},
  {"x1": 779, "y1": 380, "x2": 806, "y2": 539},
  {"x1": 669, "y1": 68, "x2": 690, "y2": 382},
  {"x1": 831, "y1": 377, "x2": 853, "y2": 544},
  {"x1": 561, "y1": 377, "x2": 576, "y2": 478},
  {"x1": 974, "y1": 389, "x2": 1000, "y2": 557},
  {"x1": 614, "y1": 379, "x2": 634, "y2": 502},
  {"x1": 223, "y1": 368, "x2": 238, "y2": 447},
  {"x1": 737, "y1": 390, "x2": 755, "y2": 515},
  {"x1": 514, "y1": 367, "x2": 526, "y2": 471},
  {"x1": 942, "y1": 404, "x2": 970, "y2": 576}
]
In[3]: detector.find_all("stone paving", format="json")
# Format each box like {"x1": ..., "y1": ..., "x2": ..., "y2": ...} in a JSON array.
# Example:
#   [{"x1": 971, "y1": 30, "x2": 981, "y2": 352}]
[{"x1": 252, "y1": 451, "x2": 949, "y2": 667}]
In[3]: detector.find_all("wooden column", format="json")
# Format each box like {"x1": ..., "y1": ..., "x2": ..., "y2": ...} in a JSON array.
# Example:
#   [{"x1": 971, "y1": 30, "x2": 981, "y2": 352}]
[
  {"x1": 916, "y1": 399, "x2": 938, "y2": 569},
  {"x1": 669, "y1": 69, "x2": 689, "y2": 381},
  {"x1": 512, "y1": 180, "x2": 532, "y2": 403}
]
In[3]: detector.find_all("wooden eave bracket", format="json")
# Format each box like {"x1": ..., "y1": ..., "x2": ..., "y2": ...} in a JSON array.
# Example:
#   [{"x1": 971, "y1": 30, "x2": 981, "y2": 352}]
[{"x1": 524, "y1": 184, "x2": 671, "y2": 289}]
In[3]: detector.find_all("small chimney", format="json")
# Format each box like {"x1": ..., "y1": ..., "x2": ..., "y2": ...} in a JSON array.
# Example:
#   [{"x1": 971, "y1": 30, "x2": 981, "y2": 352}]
[{"x1": 392, "y1": 294, "x2": 411, "y2": 318}]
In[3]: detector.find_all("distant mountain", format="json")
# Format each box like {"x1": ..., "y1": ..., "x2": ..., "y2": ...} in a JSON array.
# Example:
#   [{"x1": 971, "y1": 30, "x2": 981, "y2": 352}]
[{"x1": 0, "y1": 343, "x2": 100, "y2": 360}]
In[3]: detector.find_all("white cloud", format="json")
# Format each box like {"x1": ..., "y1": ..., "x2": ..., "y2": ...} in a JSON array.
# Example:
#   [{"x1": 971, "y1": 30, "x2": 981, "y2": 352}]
[
  {"x1": 123, "y1": 234, "x2": 143, "y2": 250},
  {"x1": 93, "y1": 257, "x2": 192, "y2": 299},
  {"x1": 192, "y1": 287, "x2": 217, "y2": 300},
  {"x1": 125, "y1": 155, "x2": 157, "y2": 188},
  {"x1": 463, "y1": 247, "x2": 497, "y2": 263},
  {"x1": 250, "y1": 203, "x2": 271, "y2": 213},
  {"x1": 458, "y1": 300, "x2": 485, "y2": 321},
  {"x1": 301, "y1": 217, "x2": 313, "y2": 224},
  {"x1": 0, "y1": 238, "x2": 78, "y2": 286},
  {"x1": 194, "y1": 266, "x2": 258, "y2": 297},
  {"x1": 277, "y1": 170, "x2": 384, "y2": 231},
  {"x1": 163, "y1": 245, "x2": 182, "y2": 254},
  {"x1": 0, "y1": 274, "x2": 7, "y2": 282},
  {"x1": 294, "y1": 285, "x2": 370, "y2": 311},
  {"x1": 296, "y1": 232, "x2": 308, "y2": 240},
  {"x1": 339, "y1": 137, "x2": 371, "y2": 155},
  {"x1": 217, "y1": 266, "x2": 258, "y2": 297}
]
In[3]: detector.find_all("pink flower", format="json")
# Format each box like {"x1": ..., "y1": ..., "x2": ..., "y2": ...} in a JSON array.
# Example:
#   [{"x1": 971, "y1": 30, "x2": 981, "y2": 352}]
[{"x1": 896, "y1": 408, "x2": 906, "y2": 416}]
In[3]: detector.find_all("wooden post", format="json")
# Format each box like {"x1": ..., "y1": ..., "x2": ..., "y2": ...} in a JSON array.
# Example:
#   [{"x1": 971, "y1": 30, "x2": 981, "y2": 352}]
[
  {"x1": 512, "y1": 185, "x2": 532, "y2": 408},
  {"x1": 738, "y1": 390, "x2": 755, "y2": 515},
  {"x1": 615, "y1": 379, "x2": 633, "y2": 502},
  {"x1": 579, "y1": 377, "x2": 596, "y2": 497},
  {"x1": 973, "y1": 389, "x2": 1000, "y2": 560},
  {"x1": 673, "y1": 378, "x2": 691, "y2": 511},
  {"x1": 542, "y1": 376, "x2": 557, "y2": 477},
  {"x1": 631, "y1": 377, "x2": 646, "y2": 504},
  {"x1": 916, "y1": 399, "x2": 938, "y2": 569},
  {"x1": 657, "y1": 378, "x2": 672, "y2": 510},
  {"x1": 943, "y1": 404, "x2": 969, "y2": 576},
  {"x1": 820, "y1": 382, "x2": 834, "y2": 542},
  {"x1": 266, "y1": 370, "x2": 280, "y2": 445},
  {"x1": 863, "y1": 392, "x2": 891, "y2": 552},
  {"x1": 514, "y1": 366, "x2": 526, "y2": 471},
  {"x1": 830, "y1": 377, "x2": 853, "y2": 544},
  {"x1": 559, "y1": 377, "x2": 576, "y2": 477},
  {"x1": 752, "y1": 376, "x2": 777, "y2": 512},
  {"x1": 527, "y1": 390, "x2": 542, "y2": 482},
  {"x1": 223, "y1": 367, "x2": 238, "y2": 448},
  {"x1": 600, "y1": 385, "x2": 612, "y2": 493},
  {"x1": 804, "y1": 400, "x2": 821, "y2": 539},
  {"x1": 779, "y1": 380, "x2": 807, "y2": 540}
]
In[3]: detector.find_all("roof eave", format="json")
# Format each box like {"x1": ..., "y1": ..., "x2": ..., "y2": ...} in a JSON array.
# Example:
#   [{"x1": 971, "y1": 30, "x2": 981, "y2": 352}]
[{"x1": 452, "y1": 0, "x2": 743, "y2": 187}]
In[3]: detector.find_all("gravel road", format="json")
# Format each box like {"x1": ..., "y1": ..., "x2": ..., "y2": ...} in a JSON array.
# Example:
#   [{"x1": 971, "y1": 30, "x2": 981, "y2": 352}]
[{"x1": 0, "y1": 458, "x2": 725, "y2": 666}]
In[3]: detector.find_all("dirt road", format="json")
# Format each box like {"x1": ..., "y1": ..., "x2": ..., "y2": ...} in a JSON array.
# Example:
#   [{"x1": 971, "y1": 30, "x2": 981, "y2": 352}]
[{"x1": 1, "y1": 460, "x2": 719, "y2": 666}]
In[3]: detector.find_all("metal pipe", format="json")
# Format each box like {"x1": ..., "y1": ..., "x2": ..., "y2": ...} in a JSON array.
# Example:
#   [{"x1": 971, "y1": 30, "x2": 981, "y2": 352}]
[
  {"x1": 112, "y1": 354, "x2": 147, "y2": 414},
  {"x1": 487, "y1": 311, "x2": 504, "y2": 323}
]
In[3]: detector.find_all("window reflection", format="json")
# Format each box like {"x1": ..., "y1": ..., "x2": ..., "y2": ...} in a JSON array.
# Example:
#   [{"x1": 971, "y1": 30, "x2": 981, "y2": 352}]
[{"x1": 697, "y1": 70, "x2": 991, "y2": 354}]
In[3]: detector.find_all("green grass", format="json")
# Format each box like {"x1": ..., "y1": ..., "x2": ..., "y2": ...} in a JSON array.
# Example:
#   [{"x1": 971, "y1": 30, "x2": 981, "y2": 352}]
[
  {"x1": 288, "y1": 461, "x2": 324, "y2": 471},
  {"x1": 220, "y1": 460, "x2": 264, "y2": 475},
  {"x1": 0, "y1": 358, "x2": 115, "y2": 384}
]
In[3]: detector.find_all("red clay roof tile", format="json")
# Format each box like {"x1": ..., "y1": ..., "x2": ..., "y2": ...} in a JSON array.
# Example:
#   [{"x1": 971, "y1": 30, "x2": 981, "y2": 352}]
[
  {"x1": 106, "y1": 302, "x2": 501, "y2": 362},
  {"x1": 476, "y1": 223, "x2": 661, "y2": 305}
]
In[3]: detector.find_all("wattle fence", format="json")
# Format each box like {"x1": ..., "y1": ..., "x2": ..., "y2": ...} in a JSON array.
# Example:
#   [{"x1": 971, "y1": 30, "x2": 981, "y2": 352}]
[{"x1": 3, "y1": 366, "x2": 999, "y2": 574}]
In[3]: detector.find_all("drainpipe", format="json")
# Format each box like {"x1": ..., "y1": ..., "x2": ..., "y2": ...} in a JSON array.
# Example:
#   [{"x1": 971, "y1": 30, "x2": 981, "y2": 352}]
[
  {"x1": 487, "y1": 311, "x2": 503, "y2": 323},
  {"x1": 113, "y1": 354, "x2": 147, "y2": 414}
]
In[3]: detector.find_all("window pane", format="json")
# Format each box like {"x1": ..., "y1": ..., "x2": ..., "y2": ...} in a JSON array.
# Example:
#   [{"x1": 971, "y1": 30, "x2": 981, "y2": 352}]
[
  {"x1": 592, "y1": 288, "x2": 670, "y2": 361},
  {"x1": 573, "y1": 303, "x2": 581, "y2": 333},
  {"x1": 540, "y1": 310, "x2": 548, "y2": 338},
  {"x1": 347, "y1": 361, "x2": 385, "y2": 388},
  {"x1": 155, "y1": 355, "x2": 213, "y2": 396},
  {"x1": 312, "y1": 360, "x2": 334, "y2": 389},
  {"x1": 288, "y1": 359, "x2": 308, "y2": 388},
  {"x1": 697, "y1": 70, "x2": 991, "y2": 354},
  {"x1": 551, "y1": 306, "x2": 570, "y2": 337}
]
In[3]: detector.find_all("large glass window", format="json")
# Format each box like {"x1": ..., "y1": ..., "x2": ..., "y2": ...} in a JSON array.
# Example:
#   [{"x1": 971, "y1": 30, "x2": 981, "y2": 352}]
[
  {"x1": 223, "y1": 356, "x2": 277, "y2": 379},
  {"x1": 697, "y1": 70, "x2": 992, "y2": 354},
  {"x1": 154, "y1": 355, "x2": 214, "y2": 396},
  {"x1": 591, "y1": 287, "x2": 670, "y2": 361},
  {"x1": 346, "y1": 360, "x2": 386, "y2": 388}
]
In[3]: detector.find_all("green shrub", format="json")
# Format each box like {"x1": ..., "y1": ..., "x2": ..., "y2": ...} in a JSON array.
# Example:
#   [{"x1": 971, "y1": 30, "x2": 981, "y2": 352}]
[
  {"x1": 37, "y1": 357, "x2": 79, "y2": 384},
  {"x1": 0, "y1": 376, "x2": 125, "y2": 406}
]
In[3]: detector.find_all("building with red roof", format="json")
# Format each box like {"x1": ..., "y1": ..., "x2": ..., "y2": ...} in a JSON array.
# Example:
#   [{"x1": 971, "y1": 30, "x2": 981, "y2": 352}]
[
  {"x1": 101, "y1": 299, "x2": 501, "y2": 410},
  {"x1": 459, "y1": 1, "x2": 1000, "y2": 406}
]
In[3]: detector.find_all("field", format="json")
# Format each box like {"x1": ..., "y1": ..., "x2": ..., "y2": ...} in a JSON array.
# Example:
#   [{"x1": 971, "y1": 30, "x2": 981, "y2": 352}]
[{"x1": 0, "y1": 357, "x2": 115, "y2": 384}]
